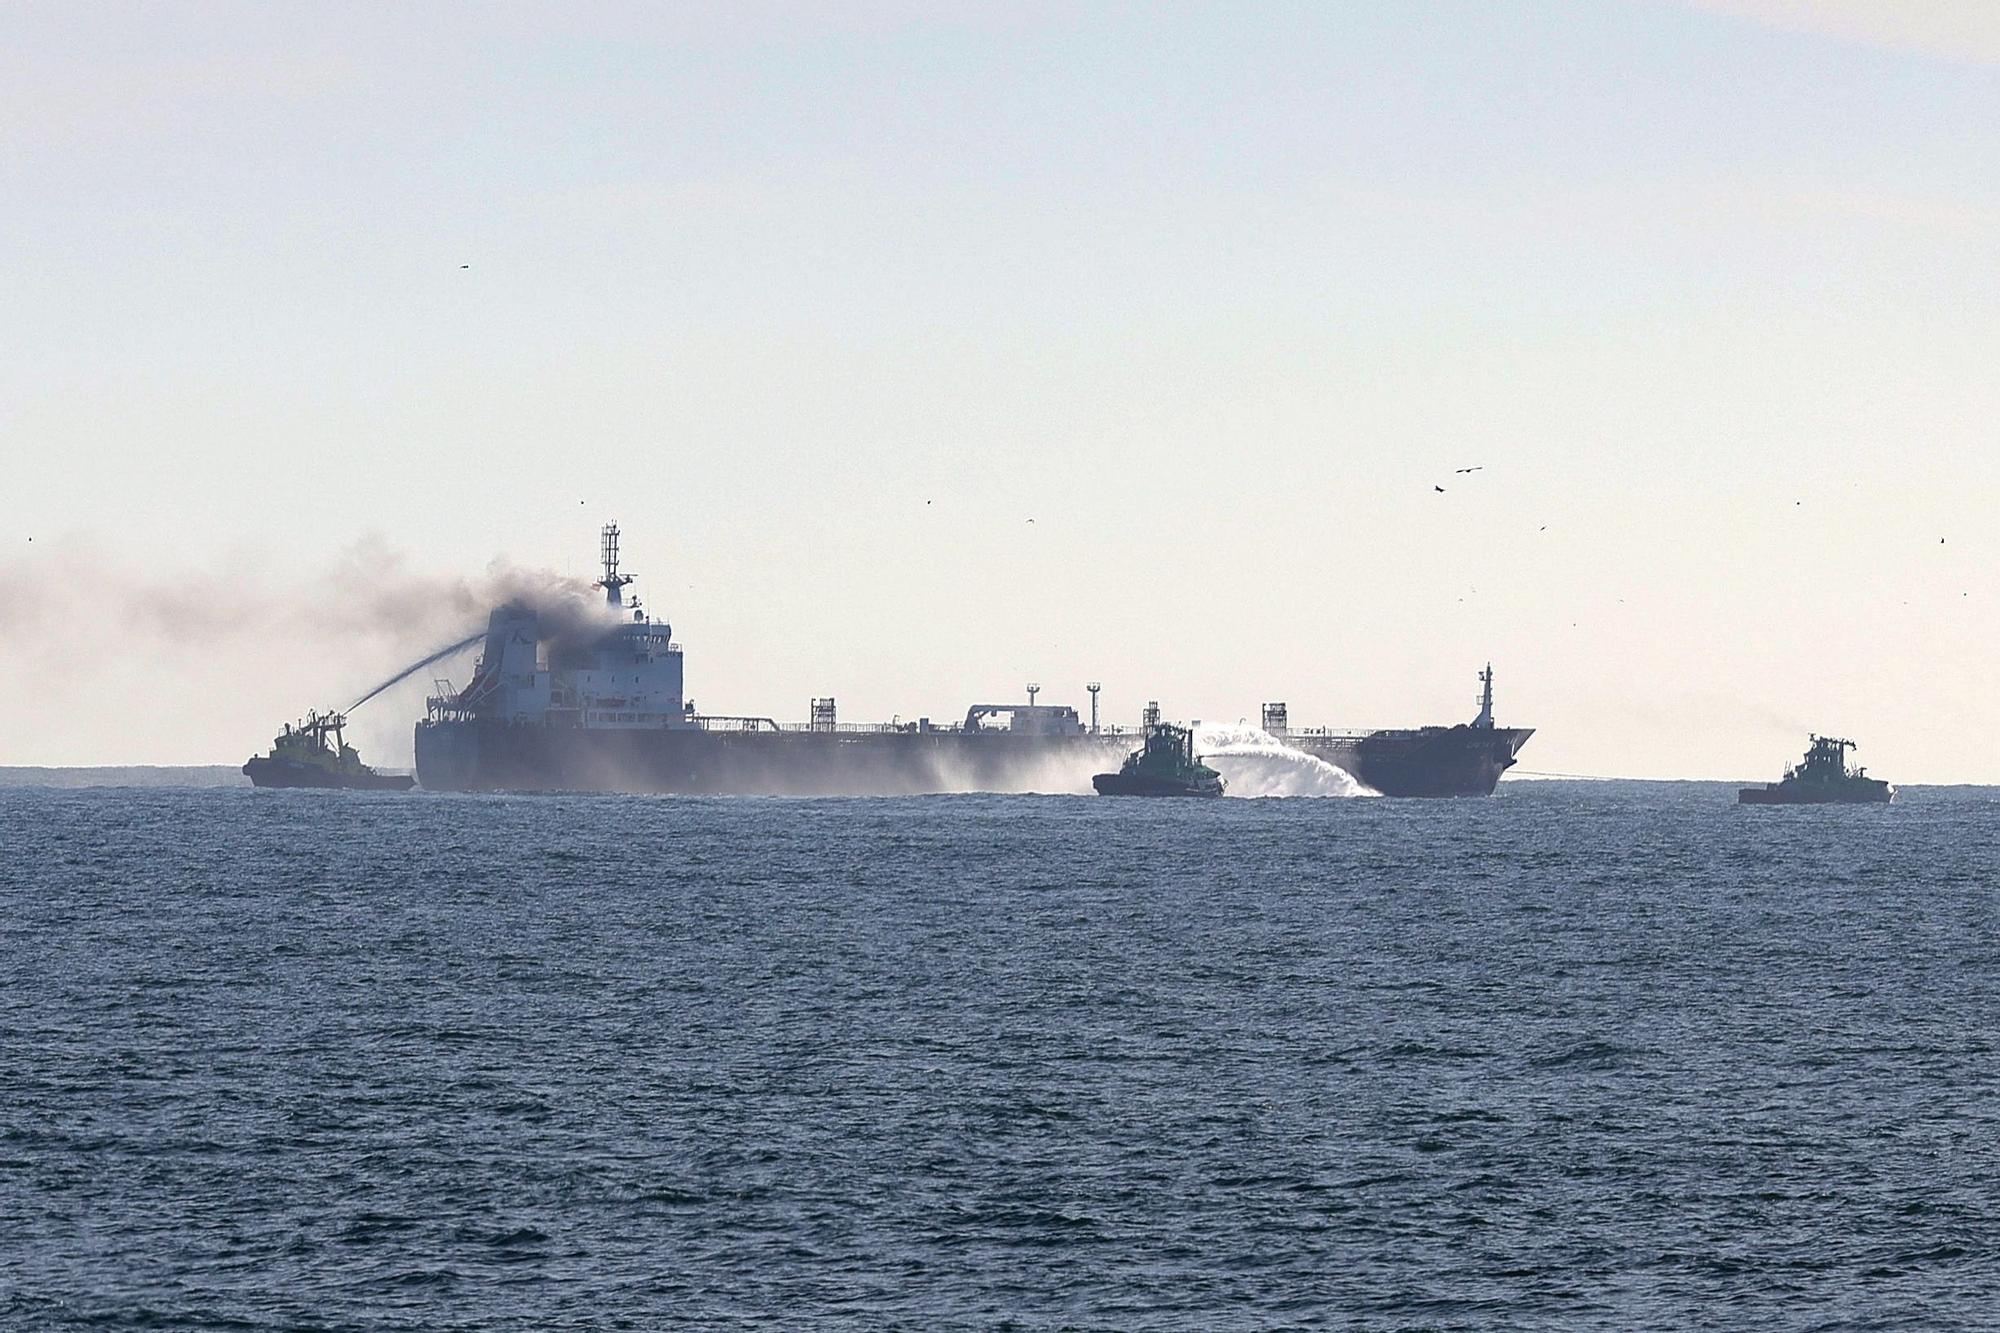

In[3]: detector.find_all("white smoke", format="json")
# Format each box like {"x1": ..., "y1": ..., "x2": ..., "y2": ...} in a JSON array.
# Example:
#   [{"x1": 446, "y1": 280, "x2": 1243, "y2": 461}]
[{"x1": 1194, "y1": 722, "x2": 1376, "y2": 798}]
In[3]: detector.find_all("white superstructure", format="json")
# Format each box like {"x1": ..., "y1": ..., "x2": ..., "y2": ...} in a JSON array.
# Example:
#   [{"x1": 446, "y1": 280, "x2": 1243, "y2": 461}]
[{"x1": 437, "y1": 523, "x2": 694, "y2": 730}]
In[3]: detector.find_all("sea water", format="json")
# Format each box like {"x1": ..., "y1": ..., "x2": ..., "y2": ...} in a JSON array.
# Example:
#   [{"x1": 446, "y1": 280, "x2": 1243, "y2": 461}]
[{"x1": 4, "y1": 782, "x2": 1998, "y2": 1329}]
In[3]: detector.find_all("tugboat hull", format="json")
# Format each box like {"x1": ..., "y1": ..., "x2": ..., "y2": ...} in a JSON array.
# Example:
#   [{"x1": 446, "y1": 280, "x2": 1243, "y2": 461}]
[
  {"x1": 1091, "y1": 772, "x2": 1225, "y2": 798},
  {"x1": 243, "y1": 757, "x2": 415, "y2": 791},
  {"x1": 1738, "y1": 783, "x2": 1892, "y2": 805}
]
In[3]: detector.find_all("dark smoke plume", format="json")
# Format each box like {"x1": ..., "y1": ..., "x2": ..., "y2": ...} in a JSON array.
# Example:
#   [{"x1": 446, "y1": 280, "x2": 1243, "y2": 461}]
[{"x1": 0, "y1": 534, "x2": 617, "y2": 696}]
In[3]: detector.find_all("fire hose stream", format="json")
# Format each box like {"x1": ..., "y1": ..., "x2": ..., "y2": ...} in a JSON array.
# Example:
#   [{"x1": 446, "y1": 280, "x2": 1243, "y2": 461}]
[{"x1": 344, "y1": 631, "x2": 484, "y2": 713}]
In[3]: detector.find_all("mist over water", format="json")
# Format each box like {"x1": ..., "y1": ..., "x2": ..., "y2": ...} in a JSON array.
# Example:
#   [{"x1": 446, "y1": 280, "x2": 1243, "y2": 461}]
[
  {"x1": 1196, "y1": 722, "x2": 1375, "y2": 797},
  {"x1": 861, "y1": 725, "x2": 1376, "y2": 799}
]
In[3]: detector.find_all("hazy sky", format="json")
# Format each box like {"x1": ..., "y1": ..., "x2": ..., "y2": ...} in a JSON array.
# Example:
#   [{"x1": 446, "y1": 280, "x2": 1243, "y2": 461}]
[{"x1": 5, "y1": 1, "x2": 1999, "y2": 778}]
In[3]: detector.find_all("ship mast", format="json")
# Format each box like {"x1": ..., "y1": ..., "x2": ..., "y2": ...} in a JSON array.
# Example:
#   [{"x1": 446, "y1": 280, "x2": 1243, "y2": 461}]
[
  {"x1": 1473, "y1": 663, "x2": 1495, "y2": 729},
  {"x1": 598, "y1": 521, "x2": 634, "y2": 607}
]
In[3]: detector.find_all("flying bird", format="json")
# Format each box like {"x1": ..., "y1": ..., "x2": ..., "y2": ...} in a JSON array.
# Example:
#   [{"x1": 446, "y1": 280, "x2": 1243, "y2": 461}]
[
  {"x1": 1434, "y1": 485, "x2": 1446, "y2": 493},
  {"x1": 1455, "y1": 466, "x2": 1483, "y2": 474}
]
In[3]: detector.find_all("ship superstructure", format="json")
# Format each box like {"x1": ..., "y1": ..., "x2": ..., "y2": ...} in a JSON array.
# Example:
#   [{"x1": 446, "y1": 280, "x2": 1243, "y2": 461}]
[
  {"x1": 414, "y1": 525, "x2": 1532, "y2": 796},
  {"x1": 434, "y1": 525, "x2": 689, "y2": 733}
]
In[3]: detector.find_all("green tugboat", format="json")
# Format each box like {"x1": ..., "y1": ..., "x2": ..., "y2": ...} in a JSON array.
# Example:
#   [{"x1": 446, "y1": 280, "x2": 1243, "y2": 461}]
[
  {"x1": 243, "y1": 710, "x2": 415, "y2": 791},
  {"x1": 1738, "y1": 735, "x2": 1893, "y2": 805},
  {"x1": 1092, "y1": 723, "x2": 1226, "y2": 798}
]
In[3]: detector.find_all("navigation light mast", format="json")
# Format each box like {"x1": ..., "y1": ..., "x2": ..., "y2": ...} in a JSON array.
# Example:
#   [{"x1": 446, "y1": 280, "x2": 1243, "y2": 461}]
[{"x1": 598, "y1": 521, "x2": 635, "y2": 607}]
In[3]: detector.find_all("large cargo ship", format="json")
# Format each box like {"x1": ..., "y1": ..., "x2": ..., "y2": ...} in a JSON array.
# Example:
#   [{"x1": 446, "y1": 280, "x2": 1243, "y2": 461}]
[{"x1": 413, "y1": 526, "x2": 1532, "y2": 797}]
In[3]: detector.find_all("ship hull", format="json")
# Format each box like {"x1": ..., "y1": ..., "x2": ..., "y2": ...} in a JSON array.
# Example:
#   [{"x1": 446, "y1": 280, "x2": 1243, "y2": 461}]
[
  {"x1": 416, "y1": 720, "x2": 1532, "y2": 797},
  {"x1": 417, "y1": 722, "x2": 1123, "y2": 796},
  {"x1": 1292, "y1": 726, "x2": 1534, "y2": 797}
]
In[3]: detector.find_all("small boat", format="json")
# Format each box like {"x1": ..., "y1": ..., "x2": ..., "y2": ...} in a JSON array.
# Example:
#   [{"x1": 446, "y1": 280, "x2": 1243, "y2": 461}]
[
  {"x1": 1092, "y1": 722, "x2": 1225, "y2": 798},
  {"x1": 244, "y1": 710, "x2": 415, "y2": 791},
  {"x1": 1738, "y1": 735, "x2": 1893, "y2": 805}
]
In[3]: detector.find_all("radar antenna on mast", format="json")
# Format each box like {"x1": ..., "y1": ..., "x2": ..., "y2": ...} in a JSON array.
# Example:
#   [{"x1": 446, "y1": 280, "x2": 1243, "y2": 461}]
[{"x1": 598, "y1": 521, "x2": 635, "y2": 607}]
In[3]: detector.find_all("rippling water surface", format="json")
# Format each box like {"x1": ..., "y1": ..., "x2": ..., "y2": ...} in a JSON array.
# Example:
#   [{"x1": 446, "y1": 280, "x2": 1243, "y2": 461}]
[{"x1": 4, "y1": 782, "x2": 1999, "y2": 1330}]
